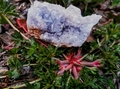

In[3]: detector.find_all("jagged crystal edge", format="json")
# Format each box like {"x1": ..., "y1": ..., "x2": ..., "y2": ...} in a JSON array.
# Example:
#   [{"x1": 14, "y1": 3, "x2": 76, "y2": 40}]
[{"x1": 27, "y1": 1, "x2": 102, "y2": 47}]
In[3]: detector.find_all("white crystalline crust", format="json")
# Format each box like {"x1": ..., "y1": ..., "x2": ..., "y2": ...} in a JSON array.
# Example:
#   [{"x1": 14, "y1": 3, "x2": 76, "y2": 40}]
[{"x1": 27, "y1": 1, "x2": 102, "y2": 47}]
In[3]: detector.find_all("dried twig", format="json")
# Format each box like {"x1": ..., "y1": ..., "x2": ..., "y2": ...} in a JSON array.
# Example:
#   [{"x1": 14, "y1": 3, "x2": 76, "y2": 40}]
[
  {"x1": 29, "y1": 0, "x2": 33, "y2": 5},
  {"x1": 2, "y1": 14, "x2": 30, "y2": 41},
  {"x1": 0, "y1": 51, "x2": 7, "y2": 56},
  {"x1": 0, "y1": 75, "x2": 7, "y2": 79},
  {"x1": 4, "y1": 78, "x2": 41, "y2": 89}
]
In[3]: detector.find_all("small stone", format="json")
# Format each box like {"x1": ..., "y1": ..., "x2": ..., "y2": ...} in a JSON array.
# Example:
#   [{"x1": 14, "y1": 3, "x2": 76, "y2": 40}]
[
  {"x1": 27, "y1": 1, "x2": 102, "y2": 47},
  {"x1": 117, "y1": 71, "x2": 120, "y2": 77}
]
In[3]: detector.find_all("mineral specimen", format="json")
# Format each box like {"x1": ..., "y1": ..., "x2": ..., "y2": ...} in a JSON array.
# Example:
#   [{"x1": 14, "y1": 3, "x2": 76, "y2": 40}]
[{"x1": 27, "y1": 1, "x2": 102, "y2": 47}]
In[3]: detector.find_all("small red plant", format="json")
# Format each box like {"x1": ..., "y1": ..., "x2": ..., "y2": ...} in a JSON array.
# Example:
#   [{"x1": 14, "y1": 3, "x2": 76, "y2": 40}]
[
  {"x1": 16, "y1": 18, "x2": 28, "y2": 33},
  {"x1": 2, "y1": 42, "x2": 14, "y2": 50},
  {"x1": 56, "y1": 50, "x2": 101, "y2": 79},
  {"x1": 16, "y1": 18, "x2": 48, "y2": 48}
]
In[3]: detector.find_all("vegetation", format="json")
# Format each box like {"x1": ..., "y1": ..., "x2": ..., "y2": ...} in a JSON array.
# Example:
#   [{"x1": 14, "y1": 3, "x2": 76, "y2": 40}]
[{"x1": 0, "y1": 0, "x2": 120, "y2": 89}]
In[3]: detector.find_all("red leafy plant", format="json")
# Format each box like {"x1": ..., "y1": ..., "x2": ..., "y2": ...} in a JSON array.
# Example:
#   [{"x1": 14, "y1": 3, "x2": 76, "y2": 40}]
[
  {"x1": 16, "y1": 18, "x2": 28, "y2": 33},
  {"x1": 56, "y1": 50, "x2": 101, "y2": 79}
]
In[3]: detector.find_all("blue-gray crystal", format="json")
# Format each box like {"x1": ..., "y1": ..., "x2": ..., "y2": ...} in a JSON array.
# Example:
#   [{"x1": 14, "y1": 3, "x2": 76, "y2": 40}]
[{"x1": 27, "y1": 1, "x2": 102, "y2": 47}]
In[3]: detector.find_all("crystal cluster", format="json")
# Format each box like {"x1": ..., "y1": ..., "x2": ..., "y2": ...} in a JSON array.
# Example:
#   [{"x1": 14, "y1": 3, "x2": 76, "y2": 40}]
[{"x1": 27, "y1": 1, "x2": 102, "y2": 47}]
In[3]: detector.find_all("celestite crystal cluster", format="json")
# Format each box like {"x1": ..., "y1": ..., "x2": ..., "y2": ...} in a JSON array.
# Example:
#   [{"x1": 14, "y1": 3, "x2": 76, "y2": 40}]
[{"x1": 27, "y1": 1, "x2": 102, "y2": 47}]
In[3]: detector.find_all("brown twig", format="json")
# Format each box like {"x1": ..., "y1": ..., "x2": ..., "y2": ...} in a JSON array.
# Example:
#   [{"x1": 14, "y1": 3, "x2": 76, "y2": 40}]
[
  {"x1": 2, "y1": 14, "x2": 30, "y2": 41},
  {"x1": 4, "y1": 78, "x2": 41, "y2": 89},
  {"x1": 29, "y1": 0, "x2": 33, "y2": 5}
]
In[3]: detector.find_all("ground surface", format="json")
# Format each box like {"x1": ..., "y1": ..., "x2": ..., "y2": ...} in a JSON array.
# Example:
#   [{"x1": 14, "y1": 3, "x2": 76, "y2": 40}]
[{"x1": 0, "y1": 0, "x2": 120, "y2": 89}]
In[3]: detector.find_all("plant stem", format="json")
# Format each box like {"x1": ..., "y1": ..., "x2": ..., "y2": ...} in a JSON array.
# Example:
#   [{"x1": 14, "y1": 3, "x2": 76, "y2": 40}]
[
  {"x1": 4, "y1": 78, "x2": 41, "y2": 89},
  {"x1": 0, "y1": 75, "x2": 7, "y2": 79},
  {"x1": 78, "y1": 53, "x2": 89, "y2": 61},
  {"x1": 110, "y1": 41, "x2": 116, "y2": 47},
  {"x1": 23, "y1": 64, "x2": 37, "y2": 66},
  {"x1": 66, "y1": 76, "x2": 71, "y2": 87},
  {"x1": 2, "y1": 14, "x2": 30, "y2": 41}
]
